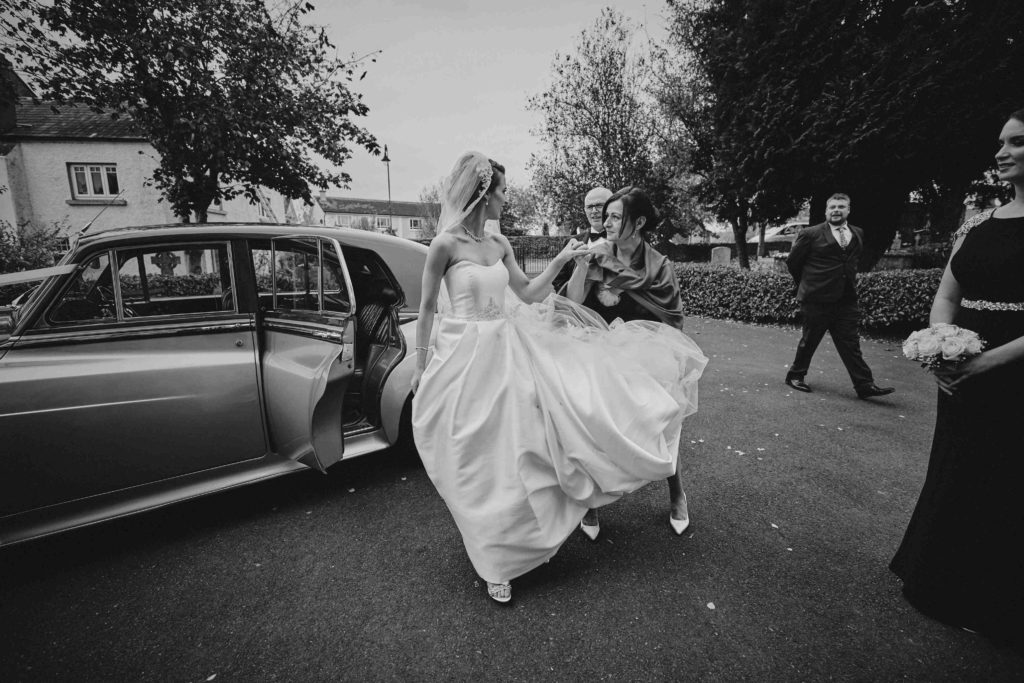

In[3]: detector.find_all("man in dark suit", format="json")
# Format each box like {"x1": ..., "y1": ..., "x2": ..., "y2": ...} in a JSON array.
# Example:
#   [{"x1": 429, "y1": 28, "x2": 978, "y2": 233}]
[
  {"x1": 784, "y1": 193, "x2": 895, "y2": 399},
  {"x1": 553, "y1": 186, "x2": 611, "y2": 292}
]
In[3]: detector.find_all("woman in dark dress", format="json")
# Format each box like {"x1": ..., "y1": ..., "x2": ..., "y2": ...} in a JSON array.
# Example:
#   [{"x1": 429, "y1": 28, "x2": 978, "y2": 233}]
[
  {"x1": 890, "y1": 108, "x2": 1024, "y2": 647},
  {"x1": 564, "y1": 186, "x2": 692, "y2": 540}
]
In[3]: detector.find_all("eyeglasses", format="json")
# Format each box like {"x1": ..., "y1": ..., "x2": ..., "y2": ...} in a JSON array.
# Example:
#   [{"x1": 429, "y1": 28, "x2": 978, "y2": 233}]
[{"x1": 585, "y1": 204, "x2": 604, "y2": 211}]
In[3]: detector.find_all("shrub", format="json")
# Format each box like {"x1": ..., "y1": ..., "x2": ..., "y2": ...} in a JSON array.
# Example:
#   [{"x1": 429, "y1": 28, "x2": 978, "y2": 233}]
[
  {"x1": 1, "y1": 220, "x2": 68, "y2": 304},
  {"x1": 118, "y1": 273, "x2": 224, "y2": 297},
  {"x1": 856, "y1": 269, "x2": 943, "y2": 328},
  {"x1": 676, "y1": 263, "x2": 942, "y2": 331}
]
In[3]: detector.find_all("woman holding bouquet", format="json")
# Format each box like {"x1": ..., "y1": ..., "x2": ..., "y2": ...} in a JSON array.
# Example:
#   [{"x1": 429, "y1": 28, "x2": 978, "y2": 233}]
[{"x1": 891, "y1": 108, "x2": 1024, "y2": 648}]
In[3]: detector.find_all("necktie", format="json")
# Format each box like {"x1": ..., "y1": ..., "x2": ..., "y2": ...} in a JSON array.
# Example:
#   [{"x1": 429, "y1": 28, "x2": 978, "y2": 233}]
[
  {"x1": 588, "y1": 231, "x2": 607, "y2": 242},
  {"x1": 837, "y1": 227, "x2": 848, "y2": 249}
]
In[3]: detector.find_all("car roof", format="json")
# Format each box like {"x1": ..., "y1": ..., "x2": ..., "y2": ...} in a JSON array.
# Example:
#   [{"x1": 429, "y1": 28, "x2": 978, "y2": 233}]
[
  {"x1": 74, "y1": 222, "x2": 430, "y2": 311},
  {"x1": 78, "y1": 222, "x2": 426, "y2": 252}
]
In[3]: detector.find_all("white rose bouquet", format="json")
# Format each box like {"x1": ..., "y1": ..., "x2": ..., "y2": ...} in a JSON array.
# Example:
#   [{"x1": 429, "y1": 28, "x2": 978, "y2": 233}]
[{"x1": 902, "y1": 323, "x2": 985, "y2": 369}]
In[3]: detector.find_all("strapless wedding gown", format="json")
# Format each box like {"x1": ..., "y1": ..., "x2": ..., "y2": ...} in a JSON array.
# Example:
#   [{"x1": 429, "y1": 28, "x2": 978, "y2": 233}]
[{"x1": 412, "y1": 260, "x2": 707, "y2": 583}]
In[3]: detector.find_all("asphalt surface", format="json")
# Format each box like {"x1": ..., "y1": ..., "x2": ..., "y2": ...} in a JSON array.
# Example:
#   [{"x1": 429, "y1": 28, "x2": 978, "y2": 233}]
[{"x1": 2, "y1": 317, "x2": 1023, "y2": 682}]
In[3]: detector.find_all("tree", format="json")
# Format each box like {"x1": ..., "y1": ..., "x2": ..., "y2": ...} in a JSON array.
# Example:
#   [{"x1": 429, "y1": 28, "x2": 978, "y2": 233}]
[
  {"x1": 663, "y1": 0, "x2": 1024, "y2": 269},
  {"x1": 500, "y1": 181, "x2": 544, "y2": 236},
  {"x1": 527, "y1": 8, "x2": 689, "y2": 245},
  {"x1": 1, "y1": 0, "x2": 379, "y2": 223},
  {"x1": 417, "y1": 180, "x2": 443, "y2": 239}
]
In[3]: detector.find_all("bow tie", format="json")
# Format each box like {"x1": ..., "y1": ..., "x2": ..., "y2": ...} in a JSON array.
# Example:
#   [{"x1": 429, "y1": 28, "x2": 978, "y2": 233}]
[{"x1": 585, "y1": 231, "x2": 607, "y2": 242}]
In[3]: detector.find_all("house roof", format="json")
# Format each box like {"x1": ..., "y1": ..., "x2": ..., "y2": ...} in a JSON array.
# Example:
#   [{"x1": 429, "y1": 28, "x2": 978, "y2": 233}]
[
  {"x1": 319, "y1": 196, "x2": 438, "y2": 218},
  {"x1": 0, "y1": 98, "x2": 147, "y2": 142}
]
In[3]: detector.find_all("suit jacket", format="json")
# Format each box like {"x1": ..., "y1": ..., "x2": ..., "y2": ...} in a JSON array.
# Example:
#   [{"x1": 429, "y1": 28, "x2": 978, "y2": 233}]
[{"x1": 786, "y1": 222, "x2": 863, "y2": 304}]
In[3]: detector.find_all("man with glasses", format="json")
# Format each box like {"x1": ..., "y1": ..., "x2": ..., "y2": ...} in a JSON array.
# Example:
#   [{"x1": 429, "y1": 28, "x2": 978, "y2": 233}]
[{"x1": 553, "y1": 186, "x2": 612, "y2": 292}]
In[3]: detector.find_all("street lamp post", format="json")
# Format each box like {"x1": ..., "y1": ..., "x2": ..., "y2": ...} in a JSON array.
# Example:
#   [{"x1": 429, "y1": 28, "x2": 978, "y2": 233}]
[{"x1": 382, "y1": 145, "x2": 392, "y2": 235}]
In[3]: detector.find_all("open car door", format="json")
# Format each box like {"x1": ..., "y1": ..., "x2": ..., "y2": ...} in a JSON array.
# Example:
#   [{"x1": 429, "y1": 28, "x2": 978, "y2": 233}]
[{"x1": 253, "y1": 236, "x2": 355, "y2": 472}]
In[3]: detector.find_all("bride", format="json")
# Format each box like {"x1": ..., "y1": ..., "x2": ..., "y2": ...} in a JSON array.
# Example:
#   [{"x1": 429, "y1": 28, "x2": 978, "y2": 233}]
[{"x1": 412, "y1": 151, "x2": 707, "y2": 604}]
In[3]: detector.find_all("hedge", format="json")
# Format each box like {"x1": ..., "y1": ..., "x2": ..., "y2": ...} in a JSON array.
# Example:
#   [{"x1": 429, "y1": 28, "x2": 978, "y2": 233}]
[{"x1": 676, "y1": 263, "x2": 943, "y2": 331}]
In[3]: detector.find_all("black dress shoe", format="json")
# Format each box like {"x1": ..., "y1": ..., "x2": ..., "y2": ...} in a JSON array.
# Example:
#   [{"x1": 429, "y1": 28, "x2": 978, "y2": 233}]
[
  {"x1": 785, "y1": 377, "x2": 812, "y2": 393},
  {"x1": 856, "y1": 384, "x2": 895, "y2": 399}
]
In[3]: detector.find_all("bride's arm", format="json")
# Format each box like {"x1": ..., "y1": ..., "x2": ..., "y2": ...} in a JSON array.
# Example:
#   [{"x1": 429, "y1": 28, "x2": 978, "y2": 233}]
[
  {"x1": 564, "y1": 255, "x2": 593, "y2": 303},
  {"x1": 411, "y1": 236, "x2": 452, "y2": 393},
  {"x1": 501, "y1": 235, "x2": 586, "y2": 303}
]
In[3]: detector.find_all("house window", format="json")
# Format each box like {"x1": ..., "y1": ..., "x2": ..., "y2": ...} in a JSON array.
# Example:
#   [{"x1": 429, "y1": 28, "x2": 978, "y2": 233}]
[
  {"x1": 258, "y1": 201, "x2": 271, "y2": 220},
  {"x1": 375, "y1": 216, "x2": 392, "y2": 230},
  {"x1": 337, "y1": 215, "x2": 352, "y2": 227},
  {"x1": 409, "y1": 218, "x2": 422, "y2": 229},
  {"x1": 68, "y1": 164, "x2": 120, "y2": 198}
]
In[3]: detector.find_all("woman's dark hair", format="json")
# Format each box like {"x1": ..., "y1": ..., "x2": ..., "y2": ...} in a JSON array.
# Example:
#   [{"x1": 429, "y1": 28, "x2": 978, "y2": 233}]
[
  {"x1": 1010, "y1": 108, "x2": 1024, "y2": 124},
  {"x1": 603, "y1": 186, "x2": 660, "y2": 238},
  {"x1": 463, "y1": 159, "x2": 505, "y2": 211}
]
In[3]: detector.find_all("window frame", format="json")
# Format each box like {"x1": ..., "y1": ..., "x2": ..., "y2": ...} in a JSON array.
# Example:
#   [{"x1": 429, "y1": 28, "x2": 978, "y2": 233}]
[
  {"x1": 41, "y1": 240, "x2": 238, "y2": 328},
  {"x1": 253, "y1": 236, "x2": 353, "y2": 322},
  {"x1": 67, "y1": 163, "x2": 121, "y2": 199}
]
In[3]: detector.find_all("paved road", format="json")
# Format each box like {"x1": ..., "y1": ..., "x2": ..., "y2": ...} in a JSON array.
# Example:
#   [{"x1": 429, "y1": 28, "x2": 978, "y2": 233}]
[{"x1": 2, "y1": 317, "x2": 1022, "y2": 681}]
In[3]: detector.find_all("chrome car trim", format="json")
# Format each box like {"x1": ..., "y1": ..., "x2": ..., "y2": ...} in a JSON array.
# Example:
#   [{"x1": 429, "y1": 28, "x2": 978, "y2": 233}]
[
  {"x1": 0, "y1": 264, "x2": 77, "y2": 286},
  {"x1": 0, "y1": 456, "x2": 307, "y2": 547},
  {"x1": 12, "y1": 319, "x2": 254, "y2": 349},
  {"x1": 262, "y1": 318, "x2": 346, "y2": 344}
]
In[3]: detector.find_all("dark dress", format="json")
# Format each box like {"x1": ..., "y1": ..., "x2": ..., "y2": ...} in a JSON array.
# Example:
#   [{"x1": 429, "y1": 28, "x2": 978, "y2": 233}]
[
  {"x1": 890, "y1": 212, "x2": 1024, "y2": 647},
  {"x1": 583, "y1": 286, "x2": 662, "y2": 325}
]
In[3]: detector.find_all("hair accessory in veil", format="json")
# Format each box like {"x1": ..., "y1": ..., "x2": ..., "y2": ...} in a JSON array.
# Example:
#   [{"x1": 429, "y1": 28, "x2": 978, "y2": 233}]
[
  {"x1": 435, "y1": 151, "x2": 498, "y2": 234},
  {"x1": 476, "y1": 164, "x2": 493, "y2": 199}
]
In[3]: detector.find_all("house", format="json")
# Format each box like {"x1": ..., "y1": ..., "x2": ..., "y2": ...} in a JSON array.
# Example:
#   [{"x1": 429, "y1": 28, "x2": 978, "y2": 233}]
[
  {"x1": 0, "y1": 75, "x2": 310, "y2": 243},
  {"x1": 317, "y1": 196, "x2": 438, "y2": 241}
]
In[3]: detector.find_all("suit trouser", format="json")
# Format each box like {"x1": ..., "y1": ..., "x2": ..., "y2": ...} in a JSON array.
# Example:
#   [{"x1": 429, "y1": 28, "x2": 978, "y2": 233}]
[{"x1": 787, "y1": 300, "x2": 873, "y2": 387}]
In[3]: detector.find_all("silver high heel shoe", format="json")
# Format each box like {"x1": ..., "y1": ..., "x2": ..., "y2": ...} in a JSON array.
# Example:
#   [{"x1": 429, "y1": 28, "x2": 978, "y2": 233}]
[
  {"x1": 487, "y1": 581, "x2": 512, "y2": 603},
  {"x1": 580, "y1": 510, "x2": 600, "y2": 541},
  {"x1": 670, "y1": 492, "x2": 690, "y2": 535},
  {"x1": 669, "y1": 513, "x2": 690, "y2": 535}
]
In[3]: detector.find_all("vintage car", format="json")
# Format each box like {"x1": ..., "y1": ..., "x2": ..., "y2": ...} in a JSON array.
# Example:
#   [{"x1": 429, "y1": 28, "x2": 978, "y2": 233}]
[
  {"x1": 0, "y1": 223, "x2": 428, "y2": 546},
  {"x1": 746, "y1": 221, "x2": 809, "y2": 244}
]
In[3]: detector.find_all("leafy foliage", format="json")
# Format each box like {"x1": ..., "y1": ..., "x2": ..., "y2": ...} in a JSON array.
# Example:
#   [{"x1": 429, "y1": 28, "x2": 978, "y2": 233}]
[
  {"x1": 527, "y1": 9, "x2": 695, "y2": 246},
  {"x1": 676, "y1": 262, "x2": 942, "y2": 330},
  {"x1": 663, "y1": 0, "x2": 1024, "y2": 269},
  {"x1": 501, "y1": 182, "x2": 544, "y2": 236},
  {"x1": 417, "y1": 180, "x2": 443, "y2": 238},
  {"x1": 0, "y1": 218, "x2": 67, "y2": 303},
  {"x1": 2, "y1": 0, "x2": 379, "y2": 222}
]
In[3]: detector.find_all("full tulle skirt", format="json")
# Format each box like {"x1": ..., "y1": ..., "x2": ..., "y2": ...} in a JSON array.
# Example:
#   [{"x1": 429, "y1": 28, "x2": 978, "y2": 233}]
[{"x1": 412, "y1": 294, "x2": 707, "y2": 583}]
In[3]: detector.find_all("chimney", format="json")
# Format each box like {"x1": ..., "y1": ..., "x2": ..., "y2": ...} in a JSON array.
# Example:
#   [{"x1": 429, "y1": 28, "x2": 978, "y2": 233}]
[
  {"x1": 0, "y1": 56, "x2": 34, "y2": 133},
  {"x1": 0, "y1": 58, "x2": 17, "y2": 132}
]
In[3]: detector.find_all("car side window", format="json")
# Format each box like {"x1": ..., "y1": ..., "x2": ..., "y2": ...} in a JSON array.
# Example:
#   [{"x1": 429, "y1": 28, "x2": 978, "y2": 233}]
[
  {"x1": 251, "y1": 238, "x2": 351, "y2": 315},
  {"x1": 47, "y1": 252, "x2": 114, "y2": 323},
  {"x1": 115, "y1": 244, "x2": 234, "y2": 318}
]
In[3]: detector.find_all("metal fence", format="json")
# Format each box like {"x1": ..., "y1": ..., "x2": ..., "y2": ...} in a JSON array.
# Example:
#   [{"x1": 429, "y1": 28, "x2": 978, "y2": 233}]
[{"x1": 509, "y1": 236, "x2": 565, "y2": 277}]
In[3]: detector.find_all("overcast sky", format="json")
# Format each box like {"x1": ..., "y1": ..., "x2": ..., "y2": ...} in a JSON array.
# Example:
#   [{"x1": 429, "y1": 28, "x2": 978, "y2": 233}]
[{"x1": 312, "y1": 0, "x2": 667, "y2": 202}]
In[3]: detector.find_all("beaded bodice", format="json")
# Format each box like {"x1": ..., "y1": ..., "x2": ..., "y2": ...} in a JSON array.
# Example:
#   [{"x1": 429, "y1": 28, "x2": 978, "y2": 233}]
[
  {"x1": 444, "y1": 260, "x2": 508, "y2": 320},
  {"x1": 951, "y1": 212, "x2": 1024, "y2": 304},
  {"x1": 949, "y1": 211, "x2": 1024, "y2": 349}
]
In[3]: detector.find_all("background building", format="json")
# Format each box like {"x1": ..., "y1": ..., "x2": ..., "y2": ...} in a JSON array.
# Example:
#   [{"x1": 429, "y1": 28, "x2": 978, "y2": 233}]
[
  {"x1": 317, "y1": 196, "x2": 438, "y2": 240},
  {"x1": 0, "y1": 93, "x2": 306, "y2": 243}
]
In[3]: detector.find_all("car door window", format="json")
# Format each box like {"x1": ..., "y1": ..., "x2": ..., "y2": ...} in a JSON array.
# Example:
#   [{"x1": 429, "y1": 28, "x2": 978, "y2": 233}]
[
  {"x1": 47, "y1": 252, "x2": 114, "y2": 323},
  {"x1": 251, "y1": 238, "x2": 351, "y2": 316},
  {"x1": 115, "y1": 244, "x2": 234, "y2": 318}
]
